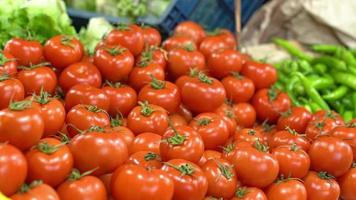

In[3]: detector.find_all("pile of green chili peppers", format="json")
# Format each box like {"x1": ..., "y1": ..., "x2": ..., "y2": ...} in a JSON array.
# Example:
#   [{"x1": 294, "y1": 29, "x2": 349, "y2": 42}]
[{"x1": 273, "y1": 38, "x2": 356, "y2": 122}]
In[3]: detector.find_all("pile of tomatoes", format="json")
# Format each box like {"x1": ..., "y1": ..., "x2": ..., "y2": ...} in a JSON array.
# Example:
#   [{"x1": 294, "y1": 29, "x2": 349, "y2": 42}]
[{"x1": 0, "y1": 21, "x2": 355, "y2": 200}]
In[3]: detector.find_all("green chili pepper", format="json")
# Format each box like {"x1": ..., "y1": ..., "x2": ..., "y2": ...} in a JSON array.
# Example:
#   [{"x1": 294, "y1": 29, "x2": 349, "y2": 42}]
[
  {"x1": 313, "y1": 63, "x2": 328, "y2": 74},
  {"x1": 342, "y1": 111, "x2": 353, "y2": 122},
  {"x1": 274, "y1": 82, "x2": 284, "y2": 91},
  {"x1": 303, "y1": 104, "x2": 312, "y2": 113},
  {"x1": 311, "y1": 44, "x2": 340, "y2": 54},
  {"x1": 278, "y1": 73, "x2": 288, "y2": 84},
  {"x1": 349, "y1": 67, "x2": 356, "y2": 76},
  {"x1": 328, "y1": 100, "x2": 344, "y2": 114},
  {"x1": 322, "y1": 86, "x2": 349, "y2": 101},
  {"x1": 297, "y1": 60, "x2": 313, "y2": 74},
  {"x1": 281, "y1": 61, "x2": 298, "y2": 74},
  {"x1": 273, "y1": 38, "x2": 313, "y2": 62},
  {"x1": 308, "y1": 75, "x2": 334, "y2": 90},
  {"x1": 310, "y1": 102, "x2": 322, "y2": 113},
  {"x1": 333, "y1": 72, "x2": 356, "y2": 90},
  {"x1": 341, "y1": 95, "x2": 353, "y2": 109},
  {"x1": 312, "y1": 56, "x2": 347, "y2": 71},
  {"x1": 286, "y1": 76, "x2": 301, "y2": 106},
  {"x1": 352, "y1": 92, "x2": 356, "y2": 117},
  {"x1": 335, "y1": 48, "x2": 356, "y2": 66}
]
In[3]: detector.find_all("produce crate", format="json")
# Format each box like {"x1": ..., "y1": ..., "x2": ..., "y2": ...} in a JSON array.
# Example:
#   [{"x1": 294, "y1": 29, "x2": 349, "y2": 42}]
[{"x1": 68, "y1": 0, "x2": 266, "y2": 34}]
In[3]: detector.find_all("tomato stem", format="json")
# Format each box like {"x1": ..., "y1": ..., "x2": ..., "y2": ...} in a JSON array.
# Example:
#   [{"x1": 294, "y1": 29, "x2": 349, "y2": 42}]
[
  {"x1": 164, "y1": 162, "x2": 195, "y2": 176},
  {"x1": 87, "y1": 126, "x2": 105, "y2": 133},
  {"x1": 267, "y1": 87, "x2": 278, "y2": 102},
  {"x1": 217, "y1": 162, "x2": 234, "y2": 180},
  {"x1": 235, "y1": 187, "x2": 248, "y2": 198},
  {"x1": 57, "y1": 132, "x2": 70, "y2": 144},
  {"x1": 17, "y1": 62, "x2": 51, "y2": 70},
  {"x1": 247, "y1": 129, "x2": 256, "y2": 135},
  {"x1": 138, "y1": 48, "x2": 153, "y2": 67},
  {"x1": 68, "y1": 168, "x2": 98, "y2": 181},
  {"x1": 197, "y1": 72, "x2": 213, "y2": 84},
  {"x1": 9, "y1": 100, "x2": 32, "y2": 111},
  {"x1": 231, "y1": 72, "x2": 243, "y2": 79},
  {"x1": 144, "y1": 152, "x2": 159, "y2": 161},
  {"x1": 85, "y1": 105, "x2": 105, "y2": 113},
  {"x1": 285, "y1": 126, "x2": 299, "y2": 135},
  {"x1": 290, "y1": 143, "x2": 299, "y2": 152},
  {"x1": 139, "y1": 101, "x2": 154, "y2": 117},
  {"x1": 0, "y1": 73, "x2": 10, "y2": 82},
  {"x1": 317, "y1": 171, "x2": 335, "y2": 180},
  {"x1": 253, "y1": 140, "x2": 269, "y2": 152},
  {"x1": 197, "y1": 118, "x2": 211, "y2": 126},
  {"x1": 184, "y1": 43, "x2": 195, "y2": 52},
  {"x1": 280, "y1": 109, "x2": 292, "y2": 117},
  {"x1": 0, "y1": 52, "x2": 16, "y2": 65},
  {"x1": 105, "y1": 80, "x2": 124, "y2": 88},
  {"x1": 104, "y1": 47, "x2": 125, "y2": 56},
  {"x1": 36, "y1": 142, "x2": 61, "y2": 154},
  {"x1": 117, "y1": 23, "x2": 130, "y2": 31},
  {"x1": 225, "y1": 110, "x2": 235, "y2": 119},
  {"x1": 19, "y1": 180, "x2": 43, "y2": 193},
  {"x1": 166, "y1": 122, "x2": 186, "y2": 146},
  {"x1": 33, "y1": 87, "x2": 51, "y2": 104},
  {"x1": 60, "y1": 35, "x2": 75, "y2": 48},
  {"x1": 111, "y1": 114, "x2": 124, "y2": 127},
  {"x1": 222, "y1": 143, "x2": 235, "y2": 154},
  {"x1": 261, "y1": 120, "x2": 275, "y2": 132},
  {"x1": 150, "y1": 75, "x2": 165, "y2": 89}
]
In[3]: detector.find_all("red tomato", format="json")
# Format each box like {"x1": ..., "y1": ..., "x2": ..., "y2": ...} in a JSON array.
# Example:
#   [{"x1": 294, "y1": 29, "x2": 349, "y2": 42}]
[
  {"x1": 272, "y1": 144, "x2": 310, "y2": 178},
  {"x1": 129, "y1": 132, "x2": 161, "y2": 154},
  {"x1": 162, "y1": 35, "x2": 197, "y2": 51},
  {"x1": 99, "y1": 173, "x2": 112, "y2": 196},
  {"x1": 222, "y1": 73, "x2": 255, "y2": 103},
  {"x1": 214, "y1": 102, "x2": 237, "y2": 136},
  {"x1": 338, "y1": 163, "x2": 356, "y2": 200},
  {"x1": 233, "y1": 103, "x2": 256, "y2": 128},
  {"x1": 174, "y1": 21, "x2": 206, "y2": 45},
  {"x1": 308, "y1": 136, "x2": 353, "y2": 177},
  {"x1": 234, "y1": 128, "x2": 265, "y2": 145},
  {"x1": 160, "y1": 125, "x2": 204, "y2": 163},
  {"x1": 11, "y1": 181, "x2": 59, "y2": 200},
  {"x1": 199, "y1": 32, "x2": 235, "y2": 58},
  {"x1": 136, "y1": 46, "x2": 167, "y2": 69},
  {"x1": 277, "y1": 106, "x2": 312, "y2": 134},
  {"x1": 331, "y1": 124, "x2": 356, "y2": 160},
  {"x1": 25, "y1": 138, "x2": 73, "y2": 187},
  {"x1": 127, "y1": 151, "x2": 162, "y2": 169},
  {"x1": 254, "y1": 121, "x2": 277, "y2": 143},
  {"x1": 0, "y1": 52, "x2": 17, "y2": 75},
  {"x1": 141, "y1": 26, "x2": 162, "y2": 46},
  {"x1": 129, "y1": 62, "x2": 165, "y2": 91},
  {"x1": 304, "y1": 171, "x2": 340, "y2": 200},
  {"x1": 266, "y1": 178, "x2": 307, "y2": 200},
  {"x1": 104, "y1": 24, "x2": 144, "y2": 56},
  {"x1": 111, "y1": 164, "x2": 173, "y2": 200},
  {"x1": 169, "y1": 113, "x2": 188, "y2": 127},
  {"x1": 44, "y1": 35, "x2": 84, "y2": 69},
  {"x1": 207, "y1": 49, "x2": 243, "y2": 79},
  {"x1": 269, "y1": 128, "x2": 310, "y2": 151},
  {"x1": 176, "y1": 104, "x2": 193, "y2": 122},
  {"x1": 218, "y1": 29, "x2": 237, "y2": 48},
  {"x1": 202, "y1": 158, "x2": 238, "y2": 199},
  {"x1": 161, "y1": 159, "x2": 208, "y2": 200},
  {"x1": 0, "y1": 100, "x2": 44, "y2": 150},
  {"x1": 108, "y1": 125, "x2": 134, "y2": 147},
  {"x1": 0, "y1": 143, "x2": 27, "y2": 196},
  {"x1": 59, "y1": 61, "x2": 102, "y2": 92},
  {"x1": 0, "y1": 75, "x2": 24, "y2": 110},
  {"x1": 4, "y1": 38, "x2": 43, "y2": 66},
  {"x1": 305, "y1": 118, "x2": 338, "y2": 141},
  {"x1": 241, "y1": 61, "x2": 277, "y2": 90},
  {"x1": 198, "y1": 150, "x2": 222, "y2": 167},
  {"x1": 231, "y1": 187, "x2": 267, "y2": 200},
  {"x1": 313, "y1": 110, "x2": 344, "y2": 126},
  {"x1": 252, "y1": 88, "x2": 291, "y2": 123}
]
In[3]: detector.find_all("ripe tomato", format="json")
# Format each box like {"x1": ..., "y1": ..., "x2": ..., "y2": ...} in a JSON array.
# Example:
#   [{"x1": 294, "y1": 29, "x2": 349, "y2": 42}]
[
  {"x1": 190, "y1": 112, "x2": 229, "y2": 150},
  {"x1": 129, "y1": 62, "x2": 165, "y2": 91},
  {"x1": 0, "y1": 75, "x2": 24, "y2": 110},
  {"x1": 94, "y1": 45, "x2": 134, "y2": 82},
  {"x1": 202, "y1": 158, "x2": 238, "y2": 199},
  {"x1": 232, "y1": 102, "x2": 256, "y2": 128},
  {"x1": 214, "y1": 102, "x2": 237, "y2": 136},
  {"x1": 4, "y1": 38, "x2": 43, "y2": 66},
  {"x1": 0, "y1": 100, "x2": 44, "y2": 150},
  {"x1": 0, "y1": 52, "x2": 17, "y2": 75},
  {"x1": 99, "y1": 173, "x2": 112, "y2": 196},
  {"x1": 331, "y1": 124, "x2": 356, "y2": 160},
  {"x1": 44, "y1": 35, "x2": 84, "y2": 69},
  {"x1": 269, "y1": 128, "x2": 310, "y2": 151},
  {"x1": 272, "y1": 144, "x2": 310, "y2": 178},
  {"x1": 176, "y1": 104, "x2": 193, "y2": 122},
  {"x1": 277, "y1": 106, "x2": 312, "y2": 134},
  {"x1": 222, "y1": 73, "x2": 255, "y2": 103},
  {"x1": 136, "y1": 46, "x2": 167, "y2": 69},
  {"x1": 207, "y1": 49, "x2": 243, "y2": 79},
  {"x1": 167, "y1": 45, "x2": 205, "y2": 78},
  {"x1": 127, "y1": 151, "x2": 162, "y2": 169},
  {"x1": 313, "y1": 110, "x2": 344, "y2": 126},
  {"x1": 66, "y1": 104, "x2": 110, "y2": 137},
  {"x1": 141, "y1": 26, "x2": 162, "y2": 46},
  {"x1": 11, "y1": 181, "x2": 59, "y2": 200},
  {"x1": 254, "y1": 121, "x2": 277, "y2": 143},
  {"x1": 102, "y1": 82, "x2": 137, "y2": 117},
  {"x1": 241, "y1": 61, "x2": 277, "y2": 90},
  {"x1": 176, "y1": 71, "x2": 226, "y2": 113},
  {"x1": 234, "y1": 128, "x2": 265, "y2": 145},
  {"x1": 65, "y1": 84, "x2": 110, "y2": 111},
  {"x1": 59, "y1": 61, "x2": 102, "y2": 92},
  {"x1": 252, "y1": 88, "x2": 291, "y2": 123},
  {"x1": 338, "y1": 163, "x2": 356, "y2": 200},
  {"x1": 231, "y1": 187, "x2": 267, "y2": 200},
  {"x1": 218, "y1": 29, "x2": 237, "y2": 48},
  {"x1": 104, "y1": 24, "x2": 144, "y2": 56},
  {"x1": 174, "y1": 21, "x2": 206, "y2": 45},
  {"x1": 160, "y1": 125, "x2": 204, "y2": 163},
  {"x1": 169, "y1": 113, "x2": 188, "y2": 127},
  {"x1": 199, "y1": 32, "x2": 234, "y2": 58},
  {"x1": 129, "y1": 132, "x2": 162, "y2": 154},
  {"x1": 111, "y1": 164, "x2": 173, "y2": 200},
  {"x1": 162, "y1": 35, "x2": 197, "y2": 51},
  {"x1": 108, "y1": 125, "x2": 134, "y2": 147},
  {"x1": 266, "y1": 178, "x2": 307, "y2": 200},
  {"x1": 138, "y1": 78, "x2": 181, "y2": 113},
  {"x1": 304, "y1": 171, "x2": 340, "y2": 200},
  {"x1": 198, "y1": 150, "x2": 222, "y2": 167},
  {"x1": 57, "y1": 169, "x2": 107, "y2": 200},
  {"x1": 25, "y1": 138, "x2": 73, "y2": 187},
  {"x1": 308, "y1": 136, "x2": 353, "y2": 177},
  {"x1": 161, "y1": 159, "x2": 208, "y2": 200},
  {"x1": 0, "y1": 143, "x2": 27, "y2": 196}
]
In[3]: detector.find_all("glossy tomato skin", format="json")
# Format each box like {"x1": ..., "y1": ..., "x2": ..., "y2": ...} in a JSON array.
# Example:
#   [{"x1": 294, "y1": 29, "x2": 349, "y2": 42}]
[
  {"x1": 277, "y1": 107, "x2": 312, "y2": 134},
  {"x1": 127, "y1": 151, "x2": 162, "y2": 169},
  {"x1": 234, "y1": 128, "x2": 265, "y2": 145},
  {"x1": 162, "y1": 35, "x2": 197, "y2": 51},
  {"x1": 94, "y1": 45, "x2": 134, "y2": 82},
  {"x1": 241, "y1": 61, "x2": 277, "y2": 90},
  {"x1": 108, "y1": 126, "x2": 134, "y2": 147},
  {"x1": 269, "y1": 129, "x2": 310, "y2": 151},
  {"x1": 199, "y1": 34, "x2": 233, "y2": 58},
  {"x1": 214, "y1": 103, "x2": 237, "y2": 136},
  {"x1": 304, "y1": 171, "x2": 340, "y2": 200},
  {"x1": 17, "y1": 66, "x2": 57, "y2": 95},
  {"x1": 25, "y1": 138, "x2": 73, "y2": 187},
  {"x1": 176, "y1": 104, "x2": 193, "y2": 122},
  {"x1": 305, "y1": 118, "x2": 338, "y2": 141},
  {"x1": 59, "y1": 61, "x2": 102, "y2": 92},
  {"x1": 160, "y1": 125, "x2": 205, "y2": 163},
  {"x1": 141, "y1": 26, "x2": 162, "y2": 46},
  {"x1": 231, "y1": 187, "x2": 267, "y2": 200},
  {"x1": 266, "y1": 179, "x2": 307, "y2": 200},
  {"x1": 233, "y1": 103, "x2": 256, "y2": 128},
  {"x1": 0, "y1": 77, "x2": 24, "y2": 110},
  {"x1": 4, "y1": 38, "x2": 43, "y2": 66},
  {"x1": 207, "y1": 49, "x2": 243, "y2": 79},
  {"x1": 308, "y1": 136, "x2": 353, "y2": 177},
  {"x1": 169, "y1": 113, "x2": 188, "y2": 127},
  {"x1": 44, "y1": 35, "x2": 84, "y2": 69},
  {"x1": 129, "y1": 63, "x2": 165, "y2": 91},
  {"x1": 222, "y1": 74, "x2": 255, "y2": 103},
  {"x1": 104, "y1": 24, "x2": 144, "y2": 56},
  {"x1": 174, "y1": 21, "x2": 206, "y2": 45},
  {"x1": 161, "y1": 159, "x2": 208, "y2": 200},
  {"x1": 338, "y1": 165, "x2": 356, "y2": 200},
  {"x1": 129, "y1": 132, "x2": 162, "y2": 154},
  {"x1": 11, "y1": 182, "x2": 59, "y2": 200},
  {"x1": 0, "y1": 143, "x2": 27, "y2": 196},
  {"x1": 136, "y1": 46, "x2": 167, "y2": 69},
  {"x1": 252, "y1": 88, "x2": 291, "y2": 123},
  {"x1": 0, "y1": 52, "x2": 17, "y2": 75},
  {"x1": 331, "y1": 125, "x2": 356, "y2": 160},
  {"x1": 111, "y1": 164, "x2": 174, "y2": 200},
  {"x1": 198, "y1": 150, "x2": 222, "y2": 167}
]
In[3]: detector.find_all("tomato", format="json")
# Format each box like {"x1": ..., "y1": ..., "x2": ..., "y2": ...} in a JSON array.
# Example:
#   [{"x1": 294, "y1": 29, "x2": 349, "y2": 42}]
[
  {"x1": 0, "y1": 52, "x2": 17, "y2": 75},
  {"x1": 222, "y1": 73, "x2": 255, "y2": 103},
  {"x1": 25, "y1": 138, "x2": 73, "y2": 187},
  {"x1": 338, "y1": 163, "x2": 356, "y2": 200},
  {"x1": 174, "y1": 21, "x2": 206, "y2": 45},
  {"x1": 190, "y1": 113, "x2": 229, "y2": 150},
  {"x1": 231, "y1": 187, "x2": 267, "y2": 200},
  {"x1": 305, "y1": 118, "x2": 338, "y2": 141},
  {"x1": 4, "y1": 38, "x2": 43, "y2": 66},
  {"x1": 69, "y1": 129, "x2": 128, "y2": 176},
  {"x1": 176, "y1": 71, "x2": 226, "y2": 113},
  {"x1": 241, "y1": 61, "x2": 277, "y2": 90},
  {"x1": 141, "y1": 26, "x2": 162, "y2": 46},
  {"x1": 111, "y1": 164, "x2": 173, "y2": 200},
  {"x1": 214, "y1": 103, "x2": 237, "y2": 137},
  {"x1": 65, "y1": 84, "x2": 110, "y2": 111},
  {"x1": 277, "y1": 107, "x2": 312, "y2": 134},
  {"x1": 57, "y1": 169, "x2": 107, "y2": 200},
  {"x1": 0, "y1": 143, "x2": 27, "y2": 196},
  {"x1": 129, "y1": 132, "x2": 162, "y2": 154},
  {"x1": 304, "y1": 171, "x2": 340, "y2": 200},
  {"x1": 0, "y1": 75, "x2": 24, "y2": 110},
  {"x1": 11, "y1": 181, "x2": 59, "y2": 200},
  {"x1": 234, "y1": 128, "x2": 265, "y2": 145},
  {"x1": 0, "y1": 100, "x2": 44, "y2": 150},
  {"x1": 254, "y1": 121, "x2": 277, "y2": 144},
  {"x1": 59, "y1": 61, "x2": 102, "y2": 92},
  {"x1": 108, "y1": 125, "x2": 134, "y2": 147},
  {"x1": 176, "y1": 104, "x2": 193, "y2": 122},
  {"x1": 161, "y1": 159, "x2": 208, "y2": 200},
  {"x1": 313, "y1": 110, "x2": 344, "y2": 126},
  {"x1": 162, "y1": 35, "x2": 197, "y2": 51},
  {"x1": 202, "y1": 158, "x2": 238, "y2": 199},
  {"x1": 128, "y1": 151, "x2": 162, "y2": 169},
  {"x1": 252, "y1": 88, "x2": 291, "y2": 123},
  {"x1": 266, "y1": 178, "x2": 307, "y2": 200},
  {"x1": 272, "y1": 144, "x2": 310, "y2": 178},
  {"x1": 269, "y1": 128, "x2": 310, "y2": 151},
  {"x1": 199, "y1": 33, "x2": 234, "y2": 58},
  {"x1": 44, "y1": 35, "x2": 84, "y2": 69},
  {"x1": 99, "y1": 173, "x2": 112, "y2": 196},
  {"x1": 207, "y1": 49, "x2": 242, "y2": 79},
  {"x1": 331, "y1": 124, "x2": 356, "y2": 160},
  {"x1": 232, "y1": 103, "x2": 256, "y2": 128},
  {"x1": 136, "y1": 46, "x2": 167, "y2": 69},
  {"x1": 169, "y1": 113, "x2": 188, "y2": 127},
  {"x1": 160, "y1": 125, "x2": 204, "y2": 163},
  {"x1": 198, "y1": 150, "x2": 222, "y2": 167},
  {"x1": 129, "y1": 62, "x2": 165, "y2": 91},
  {"x1": 167, "y1": 45, "x2": 205, "y2": 78},
  {"x1": 308, "y1": 136, "x2": 353, "y2": 177},
  {"x1": 138, "y1": 78, "x2": 181, "y2": 113}
]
